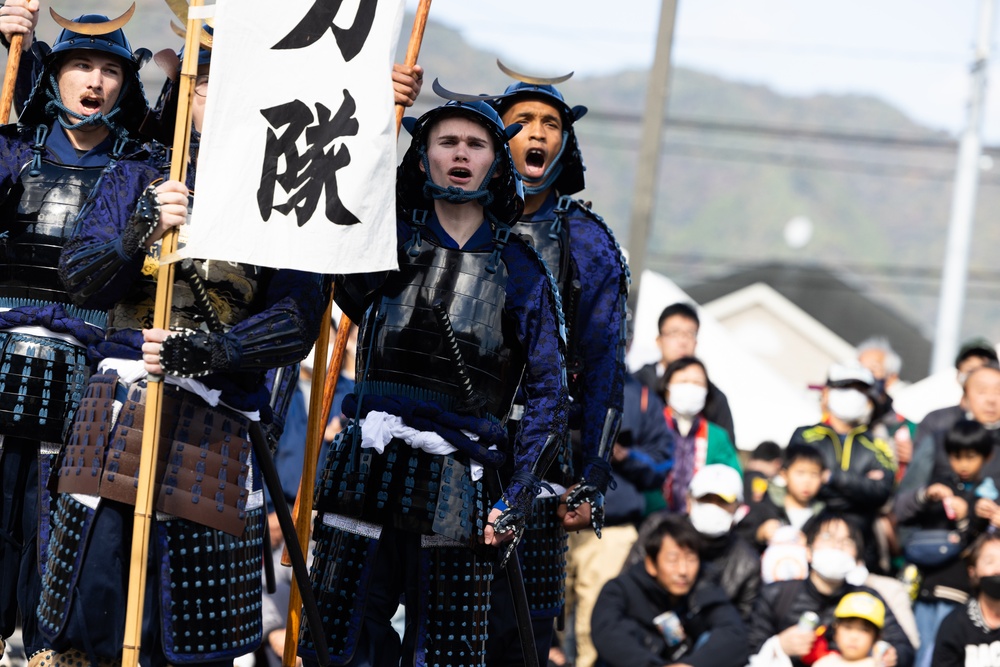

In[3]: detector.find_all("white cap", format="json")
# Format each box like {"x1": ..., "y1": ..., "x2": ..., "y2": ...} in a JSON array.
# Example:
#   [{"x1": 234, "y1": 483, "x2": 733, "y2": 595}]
[
  {"x1": 826, "y1": 362, "x2": 875, "y2": 388},
  {"x1": 689, "y1": 464, "x2": 744, "y2": 504}
]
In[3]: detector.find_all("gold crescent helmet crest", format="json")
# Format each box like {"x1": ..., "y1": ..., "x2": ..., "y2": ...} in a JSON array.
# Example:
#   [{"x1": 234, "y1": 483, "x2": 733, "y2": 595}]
[
  {"x1": 49, "y1": 3, "x2": 136, "y2": 35},
  {"x1": 496, "y1": 60, "x2": 574, "y2": 86},
  {"x1": 169, "y1": 21, "x2": 214, "y2": 51},
  {"x1": 164, "y1": 0, "x2": 215, "y2": 29}
]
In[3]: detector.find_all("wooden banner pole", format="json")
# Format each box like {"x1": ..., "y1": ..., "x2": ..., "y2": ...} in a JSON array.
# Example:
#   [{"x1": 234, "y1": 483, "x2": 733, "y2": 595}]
[
  {"x1": 121, "y1": 2, "x2": 202, "y2": 665},
  {"x1": 0, "y1": 34, "x2": 24, "y2": 122},
  {"x1": 280, "y1": 3, "x2": 433, "y2": 665}
]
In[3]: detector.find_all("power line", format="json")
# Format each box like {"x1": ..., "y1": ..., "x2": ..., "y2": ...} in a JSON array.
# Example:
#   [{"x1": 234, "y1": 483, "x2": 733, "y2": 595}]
[
  {"x1": 576, "y1": 133, "x2": 1000, "y2": 185},
  {"x1": 651, "y1": 252, "x2": 1000, "y2": 288},
  {"x1": 584, "y1": 111, "x2": 1000, "y2": 155},
  {"x1": 673, "y1": 36, "x2": 991, "y2": 65}
]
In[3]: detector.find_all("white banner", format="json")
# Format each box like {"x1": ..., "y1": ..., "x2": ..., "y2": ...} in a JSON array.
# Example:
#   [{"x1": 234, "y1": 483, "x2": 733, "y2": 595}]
[{"x1": 183, "y1": 0, "x2": 404, "y2": 274}]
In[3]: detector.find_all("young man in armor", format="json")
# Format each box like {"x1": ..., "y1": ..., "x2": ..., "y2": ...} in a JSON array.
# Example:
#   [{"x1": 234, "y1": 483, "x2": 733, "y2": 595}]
[
  {"x1": 485, "y1": 72, "x2": 630, "y2": 666},
  {"x1": 0, "y1": 5, "x2": 152, "y2": 663},
  {"x1": 30, "y1": 30, "x2": 330, "y2": 667},
  {"x1": 298, "y1": 96, "x2": 569, "y2": 667}
]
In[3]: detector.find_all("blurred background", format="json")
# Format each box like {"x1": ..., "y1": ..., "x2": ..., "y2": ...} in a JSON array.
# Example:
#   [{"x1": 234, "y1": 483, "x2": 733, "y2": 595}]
[{"x1": 9, "y1": 0, "x2": 999, "y2": 447}]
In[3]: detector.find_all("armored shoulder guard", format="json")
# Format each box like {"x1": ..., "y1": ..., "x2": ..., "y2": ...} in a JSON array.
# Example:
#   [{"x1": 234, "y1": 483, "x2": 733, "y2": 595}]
[{"x1": 562, "y1": 196, "x2": 630, "y2": 292}]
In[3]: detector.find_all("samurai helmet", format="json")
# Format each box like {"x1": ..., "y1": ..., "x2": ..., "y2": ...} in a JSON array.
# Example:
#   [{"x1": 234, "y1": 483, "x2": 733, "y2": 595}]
[
  {"x1": 398, "y1": 81, "x2": 524, "y2": 227},
  {"x1": 20, "y1": 5, "x2": 149, "y2": 136},
  {"x1": 491, "y1": 60, "x2": 588, "y2": 196}
]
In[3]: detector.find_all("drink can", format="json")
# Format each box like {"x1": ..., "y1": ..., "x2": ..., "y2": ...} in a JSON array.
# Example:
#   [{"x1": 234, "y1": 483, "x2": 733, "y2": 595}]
[
  {"x1": 652, "y1": 610, "x2": 686, "y2": 647},
  {"x1": 902, "y1": 564, "x2": 920, "y2": 602},
  {"x1": 873, "y1": 640, "x2": 891, "y2": 664},
  {"x1": 797, "y1": 611, "x2": 820, "y2": 631}
]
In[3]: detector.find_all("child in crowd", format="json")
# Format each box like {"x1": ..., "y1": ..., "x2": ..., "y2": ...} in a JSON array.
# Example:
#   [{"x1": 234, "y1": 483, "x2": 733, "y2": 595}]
[
  {"x1": 739, "y1": 444, "x2": 827, "y2": 551},
  {"x1": 893, "y1": 419, "x2": 993, "y2": 667},
  {"x1": 932, "y1": 532, "x2": 1000, "y2": 666},
  {"x1": 813, "y1": 592, "x2": 887, "y2": 667},
  {"x1": 745, "y1": 440, "x2": 784, "y2": 506}
]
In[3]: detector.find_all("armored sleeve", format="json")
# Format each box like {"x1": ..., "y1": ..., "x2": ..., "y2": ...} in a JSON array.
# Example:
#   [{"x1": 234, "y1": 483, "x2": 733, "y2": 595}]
[
  {"x1": 501, "y1": 239, "x2": 570, "y2": 509},
  {"x1": 58, "y1": 160, "x2": 163, "y2": 309},
  {"x1": 0, "y1": 132, "x2": 37, "y2": 200},
  {"x1": 332, "y1": 219, "x2": 407, "y2": 320},
  {"x1": 225, "y1": 268, "x2": 329, "y2": 370},
  {"x1": 568, "y1": 208, "x2": 629, "y2": 492}
]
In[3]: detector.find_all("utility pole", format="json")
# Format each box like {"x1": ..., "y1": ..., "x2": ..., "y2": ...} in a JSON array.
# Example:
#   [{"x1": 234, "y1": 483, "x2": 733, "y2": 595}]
[
  {"x1": 626, "y1": 0, "x2": 679, "y2": 309},
  {"x1": 931, "y1": 0, "x2": 997, "y2": 374}
]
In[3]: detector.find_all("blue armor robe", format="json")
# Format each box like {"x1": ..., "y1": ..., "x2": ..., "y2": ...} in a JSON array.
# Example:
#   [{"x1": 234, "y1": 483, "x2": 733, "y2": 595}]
[
  {"x1": 300, "y1": 212, "x2": 568, "y2": 667},
  {"x1": 35, "y1": 154, "x2": 327, "y2": 667},
  {"x1": 0, "y1": 122, "x2": 152, "y2": 659}
]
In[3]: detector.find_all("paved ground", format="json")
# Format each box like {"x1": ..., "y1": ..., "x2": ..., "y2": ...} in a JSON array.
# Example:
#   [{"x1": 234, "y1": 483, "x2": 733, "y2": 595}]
[{"x1": 0, "y1": 628, "x2": 26, "y2": 667}]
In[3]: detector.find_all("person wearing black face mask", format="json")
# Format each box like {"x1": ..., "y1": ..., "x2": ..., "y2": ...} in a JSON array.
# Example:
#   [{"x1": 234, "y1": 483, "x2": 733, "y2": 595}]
[{"x1": 932, "y1": 533, "x2": 1000, "y2": 666}]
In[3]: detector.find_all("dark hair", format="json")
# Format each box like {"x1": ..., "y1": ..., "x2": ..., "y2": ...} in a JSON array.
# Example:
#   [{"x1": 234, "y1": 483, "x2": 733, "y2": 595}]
[
  {"x1": 944, "y1": 419, "x2": 995, "y2": 458},
  {"x1": 802, "y1": 511, "x2": 865, "y2": 554},
  {"x1": 783, "y1": 443, "x2": 827, "y2": 471},
  {"x1": 643, "y1": 514, "x2": 703, "y2": 561},
  {"x1": 657, "y1": 303, "x2": 699, "y2": 333},
  {"x1": 833, "y1": 617, "x2": 881, "y2": 639},
  {"x1": 963, "y1": 361, "x2": 1000, "y2": 390},
  {"x1": 966, "y1": 532, "x2": 1000, "y2": 568},
  {"x1": 751, "y1": 440, "x2": 782, "y2": 462},
  {"x1": 956, "y1": 338, "x2": 999, "y2": 369},
  {"x1": 658, "y1": 356, "x2": 708, "y2": 401}
]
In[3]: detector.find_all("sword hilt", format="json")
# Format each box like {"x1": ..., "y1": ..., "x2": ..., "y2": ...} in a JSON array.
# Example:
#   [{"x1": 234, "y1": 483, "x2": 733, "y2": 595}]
[
  {"x1": 177, "y1": 258, "x2": 225, "y2": 334},
  {"x1": 431, "y1": 300, "x2": 484, "y2": 415}
]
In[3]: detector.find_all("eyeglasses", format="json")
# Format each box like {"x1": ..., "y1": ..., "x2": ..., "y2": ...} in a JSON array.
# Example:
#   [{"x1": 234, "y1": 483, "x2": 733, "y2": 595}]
[{"x1": 194, "y1": 75, "x2": 209, "y2": 97}]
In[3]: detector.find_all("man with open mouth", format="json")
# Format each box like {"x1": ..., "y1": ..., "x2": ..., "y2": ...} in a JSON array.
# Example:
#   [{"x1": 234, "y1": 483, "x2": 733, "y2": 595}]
[
  {"x1": 297, "y1": 94, "x2": 568, "y2": 667},
  {"x1": 486, "y1": 66, "x2": 631, "y2": 667},
  {"x1": 0, "y1": 4, "x2": 152, "y2": 665}
]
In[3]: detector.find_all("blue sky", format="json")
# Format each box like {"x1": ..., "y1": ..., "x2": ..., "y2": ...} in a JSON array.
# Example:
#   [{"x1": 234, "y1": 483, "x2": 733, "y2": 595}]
[{"x1": 408, "y1": 0, "x2": 1000, "y2": 142}]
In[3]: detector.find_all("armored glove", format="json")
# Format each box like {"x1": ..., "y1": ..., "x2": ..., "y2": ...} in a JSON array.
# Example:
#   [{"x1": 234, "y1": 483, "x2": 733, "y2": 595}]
[
  {"x1": 490, "y1": 469, "x2": 543, "y2": 567},
  {"x1": 120, "y1": 185, "x2": 161, "y2": 257},
  {"x1": 159, "y1": 329, "x2": 242, "y2": 378},
  {"x1": 565, "y1": 482, "x2": 606, "y2": 538}
]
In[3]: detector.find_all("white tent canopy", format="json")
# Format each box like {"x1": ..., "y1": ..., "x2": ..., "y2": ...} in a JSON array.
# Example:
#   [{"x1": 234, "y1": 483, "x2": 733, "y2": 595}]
[{"x1": 891, "y1": 370, "x2": 963, "y2": 424}]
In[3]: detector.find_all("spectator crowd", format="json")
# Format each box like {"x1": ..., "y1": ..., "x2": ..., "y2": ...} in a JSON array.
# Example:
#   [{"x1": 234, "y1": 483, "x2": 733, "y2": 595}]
[{"x1": 542, "y1": 302, "x2": 1000, "y2": 667}]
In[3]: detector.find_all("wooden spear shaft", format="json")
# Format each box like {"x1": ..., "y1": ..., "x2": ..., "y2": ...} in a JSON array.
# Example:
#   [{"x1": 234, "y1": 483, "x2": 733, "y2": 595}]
[
  {"x1": 280, "y1": 3, "x2": 433, "y2": 665},
  {"x1": 1, "y1": 34, "x2": 25, "y2": 123},
  {"x1": 121, "y1": 3, "x2": 203, "y2": 665}
]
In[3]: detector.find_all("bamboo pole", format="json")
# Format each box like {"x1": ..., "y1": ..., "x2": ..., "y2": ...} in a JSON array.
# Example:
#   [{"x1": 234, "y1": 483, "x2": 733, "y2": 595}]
[
  {"x1": 121, "y1": 2, "x2": 202, "y2": 665},
  {"x1": 1, "y1": 34, "x2": 24, "y2": 122},
  {"x1": 280, "y1": 3, "x2": 433, "y2": 664}
]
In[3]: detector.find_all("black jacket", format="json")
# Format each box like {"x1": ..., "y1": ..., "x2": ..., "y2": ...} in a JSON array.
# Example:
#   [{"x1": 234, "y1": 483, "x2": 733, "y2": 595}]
[
  {"x1": 788, "y1": 422, "x2": 896, "y2": 570},
  {"x1": 635, "y1": 362, "x2": 736, "y2": 446},
  {"x1": 893, "y1": 471, "x2": 986, "y2": 603},
  {"x1": 747, "y1": 578, "x2": 915, "y2": 667},
  {"x1": 901, "y1": 405, "x2": 1000, "y2": 499},
  {"x1": 932, "y1": 599, "x2": 1000, "y2": 667},
  {"x1": 701, "y1": 532, "x2": 761, "y2": 622},
  {"x1": 592, "y1": 562, "x2": 748, "y2": 667},
  {"x1": 737, "y1": 484, "x2": 824, "y2": 551}
]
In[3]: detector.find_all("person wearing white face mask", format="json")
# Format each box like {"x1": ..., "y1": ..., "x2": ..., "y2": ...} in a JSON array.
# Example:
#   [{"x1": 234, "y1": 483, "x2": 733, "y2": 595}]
[
  {"x1": 747, "y1": 512, "x2": 916, "y2": 667},
  {"x1": 684, "y1": 464, "x2": 761, "y2": 622},
  {"x1": 658, "y1": 356, "x2": 741, "y2": 513},
  {"x1": 789, "y1": 364, "x2": 897, "y2": 574}
]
